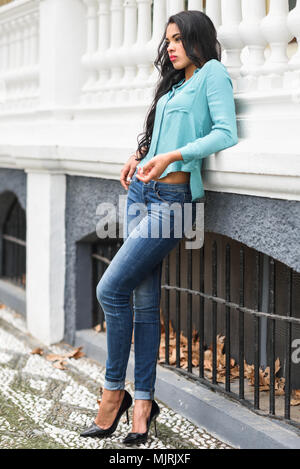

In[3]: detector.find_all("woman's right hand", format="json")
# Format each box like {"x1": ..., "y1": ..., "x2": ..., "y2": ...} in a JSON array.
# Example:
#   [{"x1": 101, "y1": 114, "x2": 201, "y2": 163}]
[{"x1": 120, "y1": 147, "x2": 146, "y2": 190}]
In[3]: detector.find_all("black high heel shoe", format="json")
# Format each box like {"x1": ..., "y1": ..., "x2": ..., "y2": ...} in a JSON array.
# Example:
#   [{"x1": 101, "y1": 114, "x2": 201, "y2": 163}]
[
  {"x1": 80, "y1": 389, "x2": 132, "y2": 438},
  {"x1": 122, "y1": 400, "x2": 160, "y2": 446}
]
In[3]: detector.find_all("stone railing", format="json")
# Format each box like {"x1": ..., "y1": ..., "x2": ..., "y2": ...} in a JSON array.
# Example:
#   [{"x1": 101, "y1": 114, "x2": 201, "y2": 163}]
[
  {"x1": 0, "y1": 0, "x2": 299, "y2": 202},
  {"x1": 0, "y1": 0, "x2": 39, "y2": 111},
  {"x1": 80, "y1": 0, "x2": 300, "y2": 105}
]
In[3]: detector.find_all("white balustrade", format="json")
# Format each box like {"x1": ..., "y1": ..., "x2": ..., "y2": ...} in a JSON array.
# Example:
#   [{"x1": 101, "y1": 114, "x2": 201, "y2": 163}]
[
  {"x1": 0, "y1": 0, "x2": 298, "y2": 110},
  {"x1": 260, "y1": 0, "x2": 293, "y2": 89},
  {"x1": 0, "y1": 0, "x2": 40, "y2": 111}
]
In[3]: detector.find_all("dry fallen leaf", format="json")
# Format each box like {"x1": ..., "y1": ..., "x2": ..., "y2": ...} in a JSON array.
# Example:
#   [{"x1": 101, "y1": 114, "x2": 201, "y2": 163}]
[
  {"x1": 30, "y1": 348, "x2": 44, "y2": 355},
  {"x1": 52, "y1": 360, "x2": 67, "y2": 370},
  {"x1": 291, "y1": 389, "x2": 300, "y2": 406}
]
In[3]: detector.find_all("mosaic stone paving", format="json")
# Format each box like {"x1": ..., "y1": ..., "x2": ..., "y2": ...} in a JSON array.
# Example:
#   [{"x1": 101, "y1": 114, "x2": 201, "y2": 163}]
[{"x1": 0, "y1": 306, "x2": 232, "y2": 450}]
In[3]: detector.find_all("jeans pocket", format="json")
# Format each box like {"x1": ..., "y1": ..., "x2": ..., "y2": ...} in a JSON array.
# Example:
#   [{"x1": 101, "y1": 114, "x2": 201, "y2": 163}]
[{"x1": 154, "y1": 186, "x2": 187, "y2": 205}]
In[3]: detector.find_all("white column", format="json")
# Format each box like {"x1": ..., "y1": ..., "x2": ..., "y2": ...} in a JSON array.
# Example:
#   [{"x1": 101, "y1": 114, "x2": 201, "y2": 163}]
[
  {"x1": 206, "y1": 0, "x2": 221, "y2": 30},
  {"x1": 287, "y1": 0, "x2": 300, "y2": 69},
  {"x1": 106, "y1": 0, "x2": 124, "y2": 90},
  {"x1": 167, "y1": 0, "x2": 184, "y2": 17},
  {"x1": 81, "y1": 0, "x2": 99, "y2": 100},
  {"x1": 26, "y1": 172, "x2": 66, "y2": 346},
  {"x1": 132, "y1": 0, "x2": 152, "y2": 84},
  {"x1": 39, "y1": 0, "x2": 86, "y2": 108},
  {"x1": 147, "y1": 0, "x2": 166, "y2": 88},
  {"x1": 260, "y1": 0, "x2": 293, "y2": 78},
  {"x1": 238, "y1": 0, "x2": 267, "y2": 85},
  {"x1": 188, "y1": 0, "x2": 203, "y2": 10},
  {"x1": 91, "y1": 0, "x2": 110, "y2": 101},
  {"x1": 118, "y1": 0, "x2": 137, "y2": 95},
  {"x1": 218, "y1": 0, "x2": 244, "y2": 77}
]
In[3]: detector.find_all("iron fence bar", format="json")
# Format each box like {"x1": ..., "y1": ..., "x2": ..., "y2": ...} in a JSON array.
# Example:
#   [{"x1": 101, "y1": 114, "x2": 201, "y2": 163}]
[
  {"x1": 239, "y1": 248, "x2": 245, "y2": 400},
  {"x1": 199, "y1": 246, "x2": 204, "y2": 379},
  {"x1": 187, "y1": 247, "x2": 192, "y2": 373},
  {"x1": 212, "y1": 241, "x2": 217, "y2": 385},
  {"x1": 254, "y1": 252, "x2": 261, "y2": 410},
  {"x1": 92, "y1": 253, "x2": 111, "y2": 265},
  {"x1": 2, "y1": 234, "x2": 26, "y2": 247},
  {"x1": 160, "y1": 285, "x2": 300, "y2": 325},
  {"x1": 284, "y1": 268, "x2": 292, "y2": 420},
  {"x1": 225, "y1": 244, "x2": 231, "y2": 393},
  {"x1": 176, "y1": 243, "x2": 181, "y2": 368},
  {"x1": 165, "y1": 253, "x2": 170, "y2": 365},
  {"x1": 269, "y1": 258, "x2": 276, "y2": 416}
]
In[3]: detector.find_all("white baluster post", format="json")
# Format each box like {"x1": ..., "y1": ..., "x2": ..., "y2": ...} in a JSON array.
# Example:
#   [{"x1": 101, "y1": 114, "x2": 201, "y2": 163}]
[
  {"x1": 132, "y1": 0, "x2": 152, "y2": 91},
  {"x1": 206, "y1": 0, "x2": 221, "y2": 30},
  {"x1": 218, "y1": 0, "x2": 244, "y2": 79},
  {"x1": 188, "y1": 0, "x2": 203, "y2": 10},
  {"x1": 167, "y1": 0, "x2": 185, "y2": 17},
  {"x1": 118, "y1": 0, "x2": 138, "y2": 97},
  {"x1": 147, "y1": 0, "x2": 167, "y2": 88},
  {"x1": 287, "y1": 0, "x2": 300, "y2": 69},
  {"x1": 238, "y1": 0, "x2": 267, "y2": 91},
  {"x1": 260, "y1": 0, "x2": 293, "y2": 85},
  {"x1": 81, "y1": 0, "x2": 99, "y2": 99},
  {"x1": 91, "y1": 0, "x2": 110, "y2": 102},
  {"x1": 105, "y1": 0, "x2": 124, "y2": 98}
]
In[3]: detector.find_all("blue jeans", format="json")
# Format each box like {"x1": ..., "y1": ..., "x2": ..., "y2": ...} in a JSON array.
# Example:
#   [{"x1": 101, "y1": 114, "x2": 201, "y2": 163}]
[{"x1": 96, "y1": 168, "x2": 196, "y2": 400}]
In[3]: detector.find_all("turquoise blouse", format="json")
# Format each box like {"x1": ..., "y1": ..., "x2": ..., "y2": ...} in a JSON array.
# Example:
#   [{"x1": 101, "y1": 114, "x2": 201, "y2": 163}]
[{"x1": 137, "y1": 59, "x2": 238, "y2": 202}]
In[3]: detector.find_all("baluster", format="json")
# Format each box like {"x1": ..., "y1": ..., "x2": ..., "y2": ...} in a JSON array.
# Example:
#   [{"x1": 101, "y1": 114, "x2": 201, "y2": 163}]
[
  {"x1": 118, "y1": 0, "x2": 138, "y2": 99},
  {"x1": 22, "y1": 14, "x2": 32, "y2": 104},
  {"x1": 0, "y1": 25, "x2": 6, "y2": 104},
  {"x1": 260, "y1": 0, "x2": 293, "y2": 89},
  {"x1": 92, "y1": 0, "x2": 110, "y2": 102},
  {"x1": 104, "y1": 0, "x2": 124, "y2": 100},
  {"x1": 287, "y1": 0, "x2": 300, "y2": 69},
  {"x1": 13, "y1": 17, "x2": 23, "y2": 103},
  {"x1": 167, "y1": 0, "x2": 184, "y2": 17},
  {"x1": 30, "y1": 11, "x2": 40, "y2": 104},
  {"x1": 238, "y1": 0, "x2": 267, "y2": 92},
  {"x1": 188, "y1": 0, "x2": 203, "y2": 10},
  {"x1": 206, "y1": 0, "x2": 221, "y2": 30},
  {"x1": 81, "y1": 0, "x2": 99, "y2": 101},
  {"x1": 218, "y1": 0, "x2": 244, "y2": 80},
  {"x1": 131, "y1": 0, "x2": 152, "y2": 94},
  {"x1": 147, "y1": 0, "x2": 167, "y2": 92}
]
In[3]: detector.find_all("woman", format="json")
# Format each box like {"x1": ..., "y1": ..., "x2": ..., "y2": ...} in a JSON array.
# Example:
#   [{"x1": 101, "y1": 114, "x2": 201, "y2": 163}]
[{"x1": 80, "y1": 10, "x2": 238, "y2": 445}]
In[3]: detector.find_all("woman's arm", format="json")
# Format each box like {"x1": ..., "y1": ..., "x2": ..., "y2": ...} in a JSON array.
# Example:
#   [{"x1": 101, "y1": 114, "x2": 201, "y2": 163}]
[{"x1": 175, "y1": 61, "x2": 238, "y2": 166}]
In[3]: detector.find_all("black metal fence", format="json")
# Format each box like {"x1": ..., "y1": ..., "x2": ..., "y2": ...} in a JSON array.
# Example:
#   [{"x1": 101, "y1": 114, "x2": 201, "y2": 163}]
[
  {"x1": 92, "y1": 231, "x2": 300, "y2": 430},
  {"x1": 91, "y1": 238, "x2": 123, "y2": 329},
  {"x1": 1, "y1": 197, "x2": 26, "y2": 288},
  {"x1": 160, "y1": 232, "x2": 300, "y2": 430}
]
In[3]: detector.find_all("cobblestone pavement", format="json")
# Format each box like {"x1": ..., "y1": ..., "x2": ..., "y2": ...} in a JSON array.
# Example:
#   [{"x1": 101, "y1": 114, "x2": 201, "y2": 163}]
[{"x1": 0, "y1": 306, "x2": 232, "y2": 450}]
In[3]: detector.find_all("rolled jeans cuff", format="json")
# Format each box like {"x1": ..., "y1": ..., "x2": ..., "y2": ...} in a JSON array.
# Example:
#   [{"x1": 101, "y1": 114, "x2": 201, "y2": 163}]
[
  {"x1": 135, "y1": 389, "x2": 155, "y2": 400},
  {"x1": 104, "y1": 379, "x2": 125, "y2": 391}
]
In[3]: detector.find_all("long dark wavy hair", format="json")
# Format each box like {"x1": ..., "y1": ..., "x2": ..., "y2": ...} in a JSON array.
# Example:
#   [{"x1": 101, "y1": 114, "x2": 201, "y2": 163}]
[{"x1": 135, "y1": 10, "x2": 221, "y2": 161}]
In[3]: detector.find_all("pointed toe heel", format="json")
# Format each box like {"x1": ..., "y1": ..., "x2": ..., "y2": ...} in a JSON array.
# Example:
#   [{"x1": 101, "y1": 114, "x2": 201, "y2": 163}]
[
  {"x1": 122, "y1": 400, "x2": 160, "y2": 446},
  {"x1": 80, "y1": 389, "x2": 132, "y2": 438}
]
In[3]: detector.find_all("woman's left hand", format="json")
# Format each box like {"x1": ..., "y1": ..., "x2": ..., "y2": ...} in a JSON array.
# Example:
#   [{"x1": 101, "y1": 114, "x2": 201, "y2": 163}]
[{"x1": 136, "y1": 154, "x2": 171, "y2": 183}]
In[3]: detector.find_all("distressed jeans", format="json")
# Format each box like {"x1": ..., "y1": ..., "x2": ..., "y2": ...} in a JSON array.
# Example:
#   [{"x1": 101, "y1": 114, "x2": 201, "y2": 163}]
[{"x1": 96, "y1": 168, "x2": 197, "y2": 400}]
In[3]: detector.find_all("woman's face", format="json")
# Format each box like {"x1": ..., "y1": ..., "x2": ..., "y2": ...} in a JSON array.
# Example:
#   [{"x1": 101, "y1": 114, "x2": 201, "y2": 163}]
[{"x1": 165, "y1": 23, "x2": 196, "y2": 73}]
